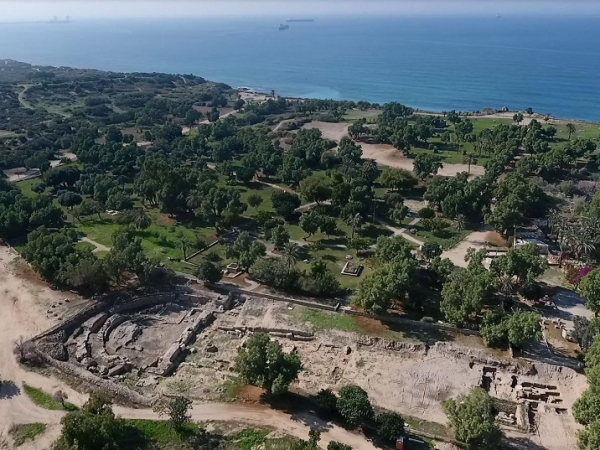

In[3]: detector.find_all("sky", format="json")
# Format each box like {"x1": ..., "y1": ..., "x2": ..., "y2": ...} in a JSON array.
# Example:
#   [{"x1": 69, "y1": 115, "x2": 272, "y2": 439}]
[{"x1": 1, "y1": 0, "x2": 599, "y2": 21}]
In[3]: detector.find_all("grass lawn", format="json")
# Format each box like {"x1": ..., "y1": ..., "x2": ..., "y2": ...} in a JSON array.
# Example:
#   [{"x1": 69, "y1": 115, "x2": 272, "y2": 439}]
[
  {"x1": 294, "y1": 307, "x2": 417, "y2": 342},
  {"x1": 76, "y1": 241, "x2": 97, "y2": 253},
  {"x1": 23, "y1": 384, "x2": 78, "y2": 411},
  {"x1": 9, "y1": 423, "x2": 47, "y2": 447},
  {"x1": 553, "y1": 121, "x2": 600, "y2": 142},
  {"x1": 13, "y1": 178, "x2": 40, "y2": 198},
  {"x1": 121, "y1": 419, "x2": 205, "y2": 450},
  {"x1": 343, "y1": 109, "x2": 381, "y2": 122},
  {"x1": 409, "y1": 225, "x2": 470, "y2": 250},
  {"x1": 226, "y1": 428, "x2": 269, "y2": 450}
]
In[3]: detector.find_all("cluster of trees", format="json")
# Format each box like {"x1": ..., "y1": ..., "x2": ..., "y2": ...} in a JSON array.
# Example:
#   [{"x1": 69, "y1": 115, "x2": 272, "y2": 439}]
[
  {"x1": 22, "y1": 225, "x2": 166, "y2": 293},
  {"x1": 442, "y1": 388, "x2": 502, "y2": 449},
  {"x1": 440, "y1": 245, "x2": 543, "y2": 345},
  {"x1": 573, "y1": 333, "x2": 600, "y2": 448},
  {"x1": 250, "y1": 253, "x2": 341, "y2": 297}
]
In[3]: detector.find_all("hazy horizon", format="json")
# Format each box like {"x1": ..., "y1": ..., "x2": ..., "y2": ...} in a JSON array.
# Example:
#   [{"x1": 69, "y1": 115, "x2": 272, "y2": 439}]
[{"x1": 1, "y1": 0, "x2": 600, "y2": 21}]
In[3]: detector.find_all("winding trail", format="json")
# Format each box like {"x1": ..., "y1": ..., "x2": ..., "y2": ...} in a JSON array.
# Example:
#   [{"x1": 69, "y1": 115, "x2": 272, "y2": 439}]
[{"x1": 17, "y1": 85, "x2": 34, "y2": 110}]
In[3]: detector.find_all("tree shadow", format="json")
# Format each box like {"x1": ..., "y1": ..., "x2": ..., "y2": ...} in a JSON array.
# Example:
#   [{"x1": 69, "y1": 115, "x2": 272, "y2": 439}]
[
  {"x1": 0, "y1": 380, "x2": 21, "y2": 399},
  {"x1": 503, "y1": 436, "x2": 549, "y2": 450}
]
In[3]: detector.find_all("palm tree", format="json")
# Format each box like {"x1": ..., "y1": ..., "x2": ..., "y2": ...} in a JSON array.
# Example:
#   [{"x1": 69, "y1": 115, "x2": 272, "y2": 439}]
[
  {"x1": 566, "y1": 122, "x2": 577, "y2": 141},
  {"x1": 453, "y1": 214, "x2": 467, "y2": 232},
  {"x1": 281, "y1": 242, "x2": 302, "y2": 272},
  {"x1": 348, "y1": 213, "x2": 362, "y2": 240},
  {"x1": 133, "y1": 209, "x2": 151, "y2": 229}
]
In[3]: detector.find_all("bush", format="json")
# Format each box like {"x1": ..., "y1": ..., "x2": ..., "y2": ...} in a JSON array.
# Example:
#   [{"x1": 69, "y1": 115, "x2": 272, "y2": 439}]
[
  {"x1": 315, "y1": 389, "x2": 338, "y2": 417},
  {"x1": 336, "y1": 385, "x2": 374, "y2": 429},
  {"x1": 418, "y1": 207, "x2": 435, "y2": 219},
  {"x1": 376, "y1": 412, "x2": 405, "y2": 443}
]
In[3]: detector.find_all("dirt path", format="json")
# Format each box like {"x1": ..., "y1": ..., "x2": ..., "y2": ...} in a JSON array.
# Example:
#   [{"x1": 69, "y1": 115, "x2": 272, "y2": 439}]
[
  {"x1": 376, "y1": 217, "x2": 423, "y2": 246},
  {"x1": 17, "y1": 85, "x2": 33, "y2": 110},
  {"x1": 441, "y1": 230, "x2": 491, "y2": 268},
  {"x1": 182, "y1": 110, "x2": 239, "y2": 135},
  {"x1": 79, "y1": 237, "x2": 110, "y2": 253},
  {"x1": 115, "y1": 403, "x2": 379, "y2": 450},
  {"x1": 0, "y1": 246, "x2": 87, "y2": 442}
]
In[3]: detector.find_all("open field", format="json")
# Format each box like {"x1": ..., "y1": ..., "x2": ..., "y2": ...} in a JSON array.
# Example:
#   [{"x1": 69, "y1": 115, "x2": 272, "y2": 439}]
[{"x1": 359, "y1": 142, "x2": 485, "y2": 177}]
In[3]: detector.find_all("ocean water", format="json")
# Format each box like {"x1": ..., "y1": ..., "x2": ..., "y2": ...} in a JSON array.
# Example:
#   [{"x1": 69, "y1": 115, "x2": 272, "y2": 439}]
[{"x1": 0, "y1": 15, "x2": 599, "y2": 121}]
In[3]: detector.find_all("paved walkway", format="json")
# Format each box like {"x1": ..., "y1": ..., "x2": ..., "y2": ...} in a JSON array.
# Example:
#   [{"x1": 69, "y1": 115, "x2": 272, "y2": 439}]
[
  {"x1": 376, "y1": 217, "x2": 424, "y2": 246},
  {"x1": 79, "y1": 237, "x2": 111, "y2": 253}
]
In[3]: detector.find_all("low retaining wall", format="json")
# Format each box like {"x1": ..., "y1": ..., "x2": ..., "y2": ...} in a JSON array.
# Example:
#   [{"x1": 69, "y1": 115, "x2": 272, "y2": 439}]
[
  {"x1": 206, "y1": 283, "x2": 481, "y2": 338},
  {"x1": 37, "y1": 352, "x2": 155, "y2": 407}
]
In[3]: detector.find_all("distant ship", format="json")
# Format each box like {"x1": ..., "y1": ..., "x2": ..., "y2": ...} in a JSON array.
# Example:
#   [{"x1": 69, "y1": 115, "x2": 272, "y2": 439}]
[
  {"x1": 286, "y1": 19, "x2": 314, "y2": 23},
  {"x1": 496, "y1": 13, "x2": 502, "y2": 18},
  {"x1": 278, "y1": 24, "x2": 289, "y2": 31}
]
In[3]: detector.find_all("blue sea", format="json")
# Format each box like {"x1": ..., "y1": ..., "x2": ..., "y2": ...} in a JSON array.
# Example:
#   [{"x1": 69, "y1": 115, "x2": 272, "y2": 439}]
[{"x1": 1, "y1": 15, "x2": 599, "y2": 121}]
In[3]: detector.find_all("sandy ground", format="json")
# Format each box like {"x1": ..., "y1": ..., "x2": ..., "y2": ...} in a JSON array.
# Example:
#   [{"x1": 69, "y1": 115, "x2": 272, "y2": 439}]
[
  {"x1": 2, "y1": 168, "x2": 42, "y2": 183},
  {"x1": 165, "y1": 298, "x2": 586, "y2": 450},
  {"x1": 301, "y1": 121, "x2": 349, "y2": 142},
  {"x1": 0, "y1": 246, "x2": 88, "y2": 448},
  {"x1": 441, "y1": 230, "x2": 492, "y2": 268},
  {"x1": 0, "y1": 248, "x2": 378, "y2": 450},
  {"x1": 359, "y1": 143, "x2": 485, "y2": 177}
]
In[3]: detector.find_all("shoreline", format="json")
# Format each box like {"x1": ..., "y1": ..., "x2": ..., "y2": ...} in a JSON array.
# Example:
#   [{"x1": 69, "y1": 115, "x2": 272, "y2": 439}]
[{"x1": 244, "y1": 88, "x2": 598, "y2": 124}]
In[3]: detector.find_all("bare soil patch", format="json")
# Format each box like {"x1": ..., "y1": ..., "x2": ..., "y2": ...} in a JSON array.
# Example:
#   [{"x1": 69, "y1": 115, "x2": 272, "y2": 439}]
[
  {"x1": 360, "y1": 143, "x2": 485, "y2": 177},
  {"x1": 301, "y1": 121, "x2": 349, "y2": 143}
]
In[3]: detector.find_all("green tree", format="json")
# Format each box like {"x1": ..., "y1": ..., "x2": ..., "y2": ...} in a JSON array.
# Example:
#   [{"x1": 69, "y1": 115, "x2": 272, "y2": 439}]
[
  {"x1": 506, "y1": 311, "x2": 542, "y2": 348},
  {"x1": 413, "y1": 153, "x2": 443, "y2": 180},
  {"x1": 247, "y1": 194, "x2": 263, "y2": 209},
  {"x1": 60, "y1": 393, "x2": 124, "y2": 450},
  {"x1": 380, "y1": 168, "x2": 418, "y2": 192},
  {"x1": 490, "y1": 243, "x2": 548, "y2": 290},
  {"x1": 282, "y1": 242, "x2": 303, "y2": 271},
  {"x1": 580, "y1": 269, "x2": 600, "y2": 316},
  {"x1": 513, "y1": 113, "x2": 524, "y2": 125},
  {"x1": 337, "y1": 385, "x2": 374, "y2": 429},
  {"x1": 299, "y1": 176, "x2": 332, "y2": 205},
  {"x1": 269, "y1": 225, "x2": 290, "y2": 250},
  {"x1": 354, "y1": 256, "x2": 417, "y2": 314},
  {"x1": 327, "y1": 443, "x2": 352, "y2": 450},
  {"x1": 442, "y1": 388, "x2": 502, "y2": 449},
  {"x1": 347, "y1": 213, "x2": 362, "y2": 239},
  {"x1": 308, "y1": 428, "x2": 321, "y2": 447},
  {"x1": 250, "y1": 257, "x2": 299, "y2": 291},
  {"x1": 299, "y1": 211, "x2": 322, "y2": 239},
  {"x1": 567, "y1": 122, "x2": 577, "y2": 140},
  {"x1": 376, "y1": 412, "x2": 405, "y2": 443},
  {"x1": 271, "y1": 190, "x2": 301, "y2": 218},
  {"x1": 197, "y1": 261, "x2": 222, "y2": 284},
  {"x1": 235, "y1": 333, "x2": 302, "y2": 395},
  {"x1": 574, "y1": 389, "x2": 600, "y2": 426},
  {"x1": 133, "y1": 209, "x2": 151, "y2": 229},
  {"x1": 156, "y1": 396, "x2": 192, "y2": 430},
  {"x1": 22, "y1": 228, "x2": 78, "y2": 280},
  {"x1": 302, "y1": 259, "x2": 341, "y2": 297},
  {"x1": 441, "y1": 264, "x2": 496, "y2": 327},
  {"x1": 57, "y1": 191, "x2": 83, "y2": 210},
  {"x1": 418, "y1": 207, "x2": 435, "y2": 219},
  {"x1": 421, "y1": 242, "x2": 442, "y2": 263},
  {"x1": 315, "y1": 389, "x2": 338, "y2": 417},
  {"x1": 579, "y1": 419, "x2": 600, "y2": 450},
  {"x1": 226, "y1": 232, "x2": 266, "y2": 270}
]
